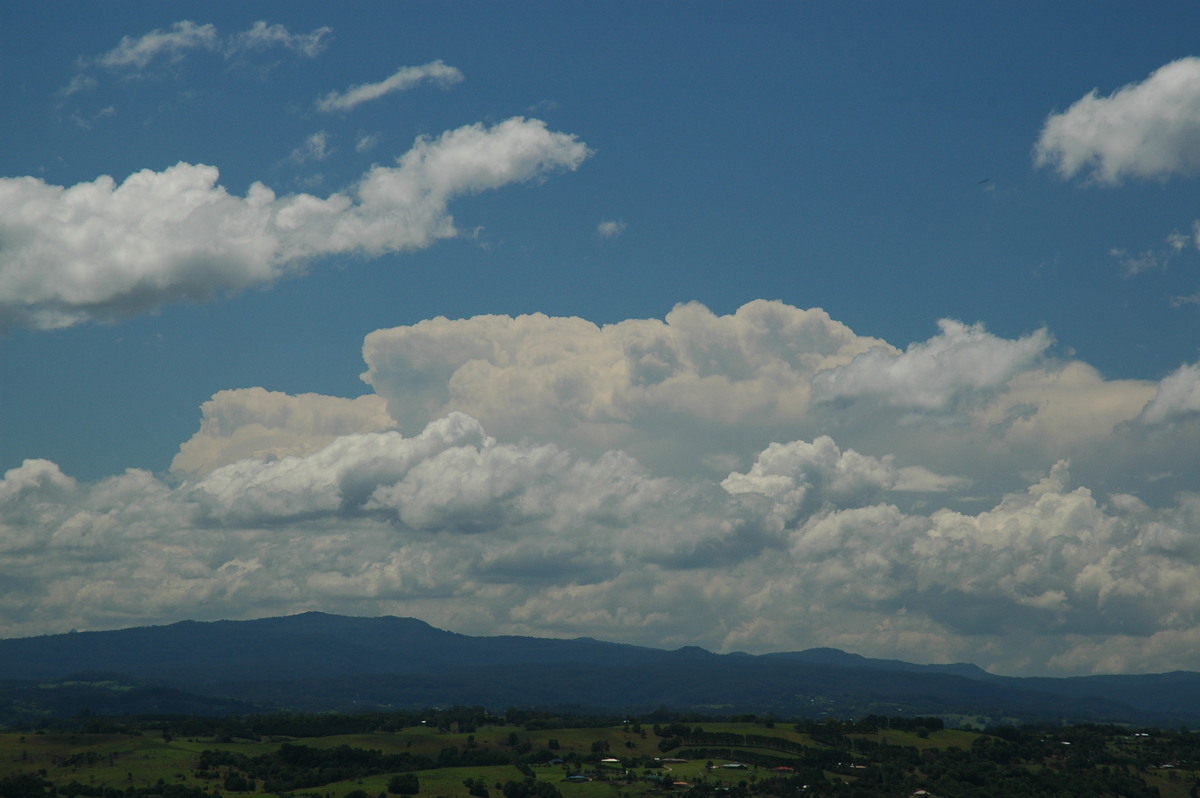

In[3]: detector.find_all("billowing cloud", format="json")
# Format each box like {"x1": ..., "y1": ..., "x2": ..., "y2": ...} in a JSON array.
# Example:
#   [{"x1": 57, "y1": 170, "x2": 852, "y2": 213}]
[
  {"x1": 361, "y1": 300, "x2": 887, "y2": 473},
  {"x1": 360, "y1": 302, "x2": 1165, "y2": 501},
  {"x1": 171, "y1": 388, "x2": 396, "y2": 478},
  {"x1": 317, "y1": 61, "x2": 464, "y2": 112},
  {"x1": 7, "y1": 407, "x2": 1200, "y2": 676},
  {"x1": 723, "y1": 437, "x2": 964, "y2": 521},
  {"x1": 1035, "y1": 56, "x2": 1200, "y2": 184},
  {"x1": 1138, "y1": 361, "x2": 1200, "y2": 424},
  {"x1": 6, "y1": 298, "x2": 1200, "y2": 674},
  {"x1": 0, "y1": 117, "x2": 589, "y2": 329},
  {"x1": 811, "y1": 319, "x2": 1051, "y2": 411}
]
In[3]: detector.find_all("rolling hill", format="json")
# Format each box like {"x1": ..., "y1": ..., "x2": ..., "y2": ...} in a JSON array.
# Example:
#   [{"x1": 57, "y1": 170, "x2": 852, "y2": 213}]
[{"x1": 2, "y1": 612, "x2": 1197, "y2": 727}]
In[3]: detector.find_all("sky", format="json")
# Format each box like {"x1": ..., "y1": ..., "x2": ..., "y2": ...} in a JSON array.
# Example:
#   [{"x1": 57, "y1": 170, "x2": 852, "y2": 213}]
[{"x1": 4, "y1": 2, "x2": 1200, "y2": 677}]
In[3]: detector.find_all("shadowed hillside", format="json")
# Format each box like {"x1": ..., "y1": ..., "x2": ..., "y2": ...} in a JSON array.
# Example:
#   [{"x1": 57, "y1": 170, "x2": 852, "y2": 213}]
[{"x1": 3, "y1": 613, "x2": 1199, "y2": 727}]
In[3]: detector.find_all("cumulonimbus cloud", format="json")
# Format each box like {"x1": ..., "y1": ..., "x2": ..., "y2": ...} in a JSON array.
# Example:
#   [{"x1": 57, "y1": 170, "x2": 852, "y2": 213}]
[
  {"x1": 9, "y1": 300, "x2": 1200, "y2": 673},
  {"x1": 348, "y1": 302, "x2": 1200, "y2": 512},
  {"x1": 360, "y1": 300, "x2": 884, "y2": 438},
  {"x1": 1035, "y1": 56, "x2": 1200, "y2": 184},
  {"x1": 316, "y1": 61, "x2": 464, "y2": 112},
  {"x1": 0, "y1": 117, "x2": 590, "y2": 330}
]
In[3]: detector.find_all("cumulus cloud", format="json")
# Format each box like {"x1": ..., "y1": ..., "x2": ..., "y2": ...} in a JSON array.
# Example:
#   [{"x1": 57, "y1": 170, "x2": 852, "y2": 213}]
[
  {"x1": 0, "y1": 117, "x2": 590, "y2": 329},
  {"x1": 812, "y1": 319, "x2": 1051, "y2": 411},
  {"x1": 8, "y1": 409, "x2": 1200, "y2": 675},
  {"x1": 9, "y1": 299, "x2": 1200, "y2": 673},
  {"x1": 1036, "y1": 57, "x2": 1200, "y2": 184},
  {"x1": 1139, "y1": 362, "x2": 1200, "y2": 424},
  {"x1": 353, "y1": 301, "x2": 1200, "y2": 510},
  {"x1": 361, "y1": 300, "x2": 887, "y2": 472},
  {"x1": 171, "y1": 388, "x2": 396, "y2": 478},
  {"x1": 316, "y1": 61, "x2": 464, "y2": 112},
  {"x1": 724, "y1": 437, "x2": 963, "y2": 512}
]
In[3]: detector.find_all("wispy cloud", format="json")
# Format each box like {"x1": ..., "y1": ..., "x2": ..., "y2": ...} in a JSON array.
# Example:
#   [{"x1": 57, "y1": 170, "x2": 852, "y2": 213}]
[
  {"x1": 316, "y1": 60, "x2": 464, "y2": 113},
  {"x1": 1111, "y1": 231, "x2": 1190, "y2": 277},
  {"x1": 94, "y1": 20, "x2": 219, "y2": 70},
  {"x1": 68, "y1": 105, "x2": 116, "y2": 130},
  {"x1": 290, "y1": 131, "x2": 332, "y2": 164},
  {"x1": 355, "y1": 132, "x2": 382, "y2": 153},
  {"x1": 64, "y1": 20, "x2": 331, "y2": 93},
  {"x1": 227, "y1": 20, "x2": 332, "y2": 58}
]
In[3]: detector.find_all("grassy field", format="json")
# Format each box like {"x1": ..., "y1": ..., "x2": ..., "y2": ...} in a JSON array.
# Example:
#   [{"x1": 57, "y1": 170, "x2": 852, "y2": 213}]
[
  {"x1": 6, "y1": 720, "x2": 1189, "y2": 798},
  {"x1": 0, "y1": 721, "x2": 880, "y2": 798}
]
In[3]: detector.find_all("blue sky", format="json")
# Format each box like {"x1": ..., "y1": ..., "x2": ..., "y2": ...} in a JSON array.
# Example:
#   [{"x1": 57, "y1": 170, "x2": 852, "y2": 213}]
[{"x1": 5, "y1": 2, "x2": 1200, "y2": 676}]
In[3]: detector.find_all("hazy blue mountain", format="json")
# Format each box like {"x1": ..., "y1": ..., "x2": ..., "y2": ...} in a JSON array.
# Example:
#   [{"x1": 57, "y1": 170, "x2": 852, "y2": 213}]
[
  {"x1": 763, "y1": 647, "x2": 994, "y2": 680},
  {"x1": 2, "y1": 613, "x2": 1197, "y2": 727},
  {"x1": 0, "y1": 612, "x2": 665, "y2": 684}
]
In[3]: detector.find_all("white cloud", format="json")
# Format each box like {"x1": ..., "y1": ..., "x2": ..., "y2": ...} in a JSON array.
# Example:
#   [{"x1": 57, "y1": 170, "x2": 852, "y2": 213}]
[
  {"x1": 9, "y1": 298, "x2": 1200, "y2": 673},
  {"x1": 9, "y1": 412, "x2": 1200, "y2": 674},
  {"x1": 94, "y1": 20, "x2": 219, "y2": 70},
  {"x1": 811, "y1": 319, "x2": 1051, "y2": 411},
  {"x1": 597, "y1": 220, "x2": 626, "y2": 238},
  {"x1": 1138, "y1": 362, "x2": 1200, "y2": 424},
  {"x1": 59, "y1": 73, "x2": 97, "y2": 97},
  {"x1": 1111, "y1": 231, "x2": 1191, "y2": 277},
  {"x1": 227, "y1": 20, "x2": 332, "y2": 58},
  {"x1": 65, "y1": 20, "x2": 330, "y2": 92},
  {"x1": 357, "y1": 302, "x2": 1200, "y2": 504},
  {"x1": 361, "y1": 300, "x2": 887, "y2": 474},
  {"x1": 0, "y1": 117, "x2": 590, "y2": 329},
  {"x1": 1036, "y1": 57, "x2": 1200, "y2": 184},
  {"x1": 190, "y1": 412, "x2": 493, "y2": 524},
  {"x1": 356, "y1": 132, "x2": 382, "y2": 153},
  {"x1": 722, "y1": 436, "x2": 964, "y2": 527},
  {"x1": 171, "y1": 388, "x2": 396, "y2": 478},
  {"x1": 316, "y1": 61, "x2": 464, "y2": 113}
]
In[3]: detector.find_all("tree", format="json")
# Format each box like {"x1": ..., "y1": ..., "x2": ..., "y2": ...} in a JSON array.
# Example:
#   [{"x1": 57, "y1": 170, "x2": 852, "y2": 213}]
[
  {"x1": 224, "y1": 773, "x2": 253, "y2": 792},
  {"x1": 389, "y1": 773, "x2": 420, "y2": 795}
]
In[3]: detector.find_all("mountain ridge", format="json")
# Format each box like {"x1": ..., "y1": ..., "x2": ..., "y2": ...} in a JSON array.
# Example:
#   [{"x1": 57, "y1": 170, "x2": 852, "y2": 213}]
[{"x1": 3, "y1": 612, "x2": 1199, "y2": 727}]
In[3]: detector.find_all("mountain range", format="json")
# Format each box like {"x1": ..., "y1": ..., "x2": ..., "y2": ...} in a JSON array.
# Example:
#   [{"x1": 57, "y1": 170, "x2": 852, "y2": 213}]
[{"x1": 3, "y1": 612, "x2": 1198, "y2": 728}]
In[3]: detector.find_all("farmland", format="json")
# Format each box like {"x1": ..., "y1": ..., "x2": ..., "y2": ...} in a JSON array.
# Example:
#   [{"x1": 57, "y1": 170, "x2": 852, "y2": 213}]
[{"x1": 2, "y1": 709, "x2": 1199, "y2": 797}]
